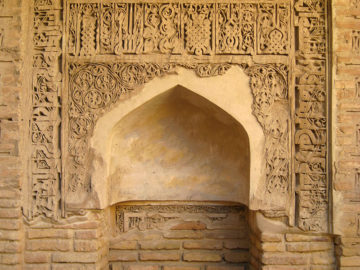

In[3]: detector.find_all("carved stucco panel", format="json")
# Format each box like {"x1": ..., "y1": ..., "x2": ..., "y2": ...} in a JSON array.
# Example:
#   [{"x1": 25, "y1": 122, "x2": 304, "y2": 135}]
[{"x1": 27, "y1": 0, "x2": 330, "y2": 233}]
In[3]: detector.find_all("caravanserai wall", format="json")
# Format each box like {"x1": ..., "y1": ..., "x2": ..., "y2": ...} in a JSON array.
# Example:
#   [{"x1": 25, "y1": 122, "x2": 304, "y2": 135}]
[{"x1": 1, "y1": 0, "x2": 358, "y2": 269}]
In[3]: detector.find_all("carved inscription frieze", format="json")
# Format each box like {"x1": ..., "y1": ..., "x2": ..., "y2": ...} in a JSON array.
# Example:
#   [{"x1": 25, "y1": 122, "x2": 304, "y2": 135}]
[
  {"x1": 294, "y1": 0, "x2": 328, "y2": 232},
  {"x1": 115, "y1": 204, "x2": 246, "y2": 233},
  {"x1": 67, "y1": 1, "x2": 290, "y2": 56},
  {"x1": 29, "y1": 0, "x2": 62, "y2": 219}
]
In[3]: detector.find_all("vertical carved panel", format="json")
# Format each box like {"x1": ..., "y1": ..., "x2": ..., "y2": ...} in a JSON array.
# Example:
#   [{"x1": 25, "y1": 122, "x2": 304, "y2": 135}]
[
  {"x1": 183, "y1": 3, "x2": 215, "y2": 55},
  {"x1": 30, "y1": 0, "x2": 62, "y2": 219},
  {"x1": 143, "y1": 3, "x2": 182, "y2": 54},
  {"x1": 257, "y1": 3, "x2": 290, "y2": 55},
  {"x1": 294, "y1": 0, "x2": 328, "y2": 232},
  {"x1": 245, "y1": 64, "x2": 290, "y2": 196},
  {"x1": 216, "y1": 3, "x2": 256, "y2": 55}
]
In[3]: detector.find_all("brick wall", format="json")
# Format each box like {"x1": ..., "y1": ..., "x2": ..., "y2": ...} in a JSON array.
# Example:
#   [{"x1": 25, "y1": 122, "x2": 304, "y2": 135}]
[
  {"x1": 23, "y1": 211, "x2": 108, "y2": 270},
  {"x1": 249, "y1": 212, "x2": 335, "y2": 270},
  {"x1": 333, "y1": 0, "x2": 360, "y2": 268},
  {"x1": 109, "y1": 205, "x2": 249, "y2": 270},
  {"x1": 0, "y1": 0, "x2": 26, "y2": 269}
]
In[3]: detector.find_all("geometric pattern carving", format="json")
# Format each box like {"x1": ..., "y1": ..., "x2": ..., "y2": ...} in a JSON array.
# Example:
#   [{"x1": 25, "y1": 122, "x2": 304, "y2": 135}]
[{"x1": 67, "y1": 2, "x2": 290, "y2": 56}]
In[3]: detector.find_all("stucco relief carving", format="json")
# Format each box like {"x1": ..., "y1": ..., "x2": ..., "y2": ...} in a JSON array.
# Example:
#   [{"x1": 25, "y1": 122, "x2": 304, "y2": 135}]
[
  {"x1": 27, "y1": 0, "x2": 330, "y2": 233},
  {"x1": 115, "y1": 204, "x2": 246, "y2": 233},
  {"x1": 245, "y1": 64, "x2": 290, "y2": 194},
  {"x1": 66, "y1": 62, "x2": 289, "y2": 208},
  {"x1": 294, "y1": 0, "x2": 328, "y2": 232},
  {"x1": 28, "y1": 0, "x2": 62, "y2": 220},
  {"x1": 67, "y1": 2, "x2": 290, "y2": 56}
]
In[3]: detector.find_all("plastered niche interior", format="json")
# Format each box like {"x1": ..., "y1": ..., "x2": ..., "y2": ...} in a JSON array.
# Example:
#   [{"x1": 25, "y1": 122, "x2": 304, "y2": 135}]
[
  {"x1": 90, "y1": 67, "x2": 266, "y2": 209},
  {"x1": 109, "y1": 85, "x2": 250, "y2": 204}
]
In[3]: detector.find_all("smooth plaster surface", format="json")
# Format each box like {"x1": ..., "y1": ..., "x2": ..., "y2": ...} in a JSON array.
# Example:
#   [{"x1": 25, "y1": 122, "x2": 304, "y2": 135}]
[{"x1": 109, "y1": 86, "x2": 250, "y2": 204}]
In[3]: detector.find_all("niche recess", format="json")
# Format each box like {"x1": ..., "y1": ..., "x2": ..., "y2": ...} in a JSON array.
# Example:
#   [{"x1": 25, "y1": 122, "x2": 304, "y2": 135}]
[
  {"x1": 88, "y1": 66, "x2": 265, "y2": 210},
  {"x1": 107, "y1": 85, "x2": 252, "y2": 269},
  {"x1": 109, "y1": 85, "x2": 250, "y2": 205}
]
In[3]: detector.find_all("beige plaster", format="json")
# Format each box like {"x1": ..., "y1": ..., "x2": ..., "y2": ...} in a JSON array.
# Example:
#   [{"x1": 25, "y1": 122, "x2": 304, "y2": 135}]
[
  {"x1": 109, "y1": 85, "x2": 250, "y2": 204},
  {"x1": 91, "y1": 66, "x2": 266, "y2": 209}
]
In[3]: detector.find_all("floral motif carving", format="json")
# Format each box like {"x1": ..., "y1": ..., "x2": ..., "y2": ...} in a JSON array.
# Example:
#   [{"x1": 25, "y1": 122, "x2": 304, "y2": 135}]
[
  {"x1": 216, "y1": 3, "x2": 256, "y2": 55},
  {"x1": 245, "y1": 64, "x2": 290, "y2": 194},
  {"x1": 67, "y1": 2, "x2": 290, "y2": 56},
  {"x1": 258, "y1": 3, "x2": 290, "y2": 54},
  {"x1": 67, "y1": 63, "x2": 232, "y2": 193}
]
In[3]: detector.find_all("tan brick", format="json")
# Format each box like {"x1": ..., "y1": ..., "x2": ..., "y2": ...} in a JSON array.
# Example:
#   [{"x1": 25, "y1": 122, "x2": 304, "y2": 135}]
[
  {"x1": 340, "y1": 256, "x2": 360, "y2": 266},
  {"x1": 171, "y1": 221, "x2": 206, "y2": 230},
  {"x1": 183, "y1": 252, "x2": 222, "y2": 262},
  {"x1": 139, "y1": 252, "x2": 180, "y2": 261},
  {"x1": 342, "y1": 245, "x2": 360, "y2": 256},
  {"x1": 262, "y1": 252, "x2": 309, "y2": 265},
  {"x1": 163, "y1": 266, "x2": 201, "y2": 270},
  {"x1": 206, "y1": 230, "x2": 245, "y2": 239},
  {"x1": 262, "y1": 242, "x2": 285, "y2": 252},
  {"x1": 310, "y1": 266, "x2": 335, "y2": 270},
  {"x1": 109, "y1": 250, "x2": 138, "y2": 262},
  {"x1": 261, "y1": 233, "x2": 283, "y2": 242},
  {"x1": 261, "y1": 266, "x2": 307, "y2": 270},
  {"x1": 311, "y1": 251, "x2": 335, "y2": 265},
  {"x1": 0, "y1": 253, "x2": 20, "y2": 264},
  {"x1": 0, "y1": 209, "x2": 20, "y2": 219},
  {"x1": 224, "y1": 239, "x2": 249, "y2": 249},
  {"x1": 139, "y1": 240, "x2": 180, "y2": 250},
  {"x1": 24, "y1": 252, "x2": 50, "y2": 263},
  {"x1": 71, "y1": 221, "x2": 100, "y2": 229},
  {"x1": 52, "y1": 252, "x2": 99, "y2": 263},
  {"x1": 0, "y1": 199, "x2": 19, "y2": 208},
  {"x1": 28, "y1": 229, "x2": 71, "y2": 239},
  {"x1": 74, "y1": 230, "x2": 99, "y2": 239},
  {"x1": 183, "y1": 240, "x2": 222, "y2": 250},
  {"x1": 163, "y1": 231, "x2": 203, "y2": 239},
  {"x1": 110, "y1": 240, "x2": 137, "y2": 250},
  {"x1": 0, "y1": 219, "x2": 20, "y2": 230},
  {"x1": 125, "y1": 265, "x2": 160, "y2": 270},
  {"x1": 24, "y1": 265, "x2": 50, "y2": 270},
  {"x1": 0, "y1": 240, "x2": 20, "y2": 253},
  {"x1": 0, "y1": 230, "x2": 20, "y2": 240},
  {"x1": 26, "y1": 239, "x2": 71, "y2": 251},
  {"x1": 224, "y1": 251, "x2": 249, "y2": 263},
  {"x1": 285, "y1": 234, "x2": 331, "y2": 242},
  {"x1": 74, "y1": 240, "x2": 99, "y2": 252},
  {"x1": 207, "y1": 266, "x2": 246, "y2": 270},
  {"x1": 286, "y1": 242, "x2": 333, "y2": 252},
  {"x1": 52, "y1": 264, "x2": 96, "y2": 270}
]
